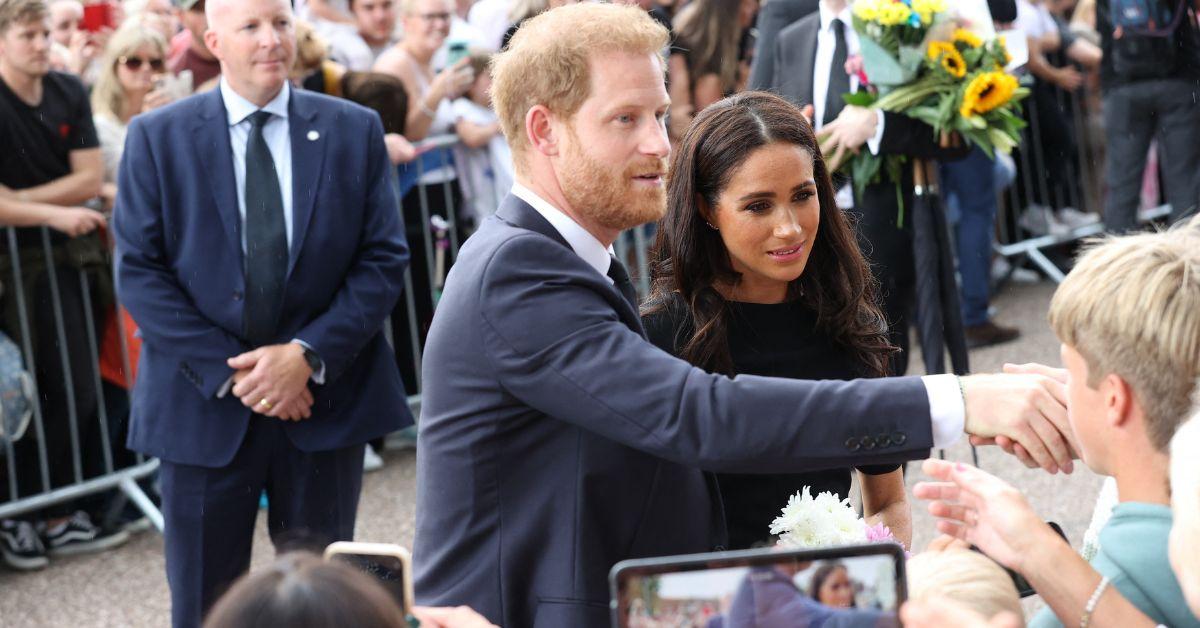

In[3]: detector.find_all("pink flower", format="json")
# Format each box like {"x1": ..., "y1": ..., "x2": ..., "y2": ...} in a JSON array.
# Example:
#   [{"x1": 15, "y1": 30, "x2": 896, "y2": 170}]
[
  {"x1": 845, "y1": 54, "x2": 869, "y2": 87},
  {"x1": 864, "y1": 522, "x2": 895, "y2": 543}
]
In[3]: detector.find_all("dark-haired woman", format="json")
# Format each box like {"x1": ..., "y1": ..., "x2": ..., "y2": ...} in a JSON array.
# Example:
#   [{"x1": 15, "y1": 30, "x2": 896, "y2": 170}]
[
  {"x1": 809, "y1": 562, "x2": 856, "y2": 608},
  {"x1": 667, "y1": 0, "x2": 758, "y2": 142},
  {"x1": 642, "y1": 91, "x2": 911, "y2": 550}
]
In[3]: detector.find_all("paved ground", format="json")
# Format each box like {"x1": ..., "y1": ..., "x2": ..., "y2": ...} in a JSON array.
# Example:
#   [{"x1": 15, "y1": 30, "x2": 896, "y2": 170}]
[{"x1": 0, "y1": 279, "x2": 1104, "y2": 626}]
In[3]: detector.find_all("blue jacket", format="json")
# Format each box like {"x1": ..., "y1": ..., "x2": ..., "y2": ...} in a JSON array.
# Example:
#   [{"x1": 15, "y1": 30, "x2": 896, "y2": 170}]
[
  {"x1": 113, "y1": 88, "x2": 412, "y2": 467},
  {"x1": 413, "y1": 194, "x2": 934, "y2": 627}
]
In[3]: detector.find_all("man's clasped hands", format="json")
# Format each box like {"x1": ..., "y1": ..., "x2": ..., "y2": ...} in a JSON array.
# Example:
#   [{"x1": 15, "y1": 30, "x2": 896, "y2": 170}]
[{"x1": 227, "y1": 342, "x2": 316, "y2": 421}]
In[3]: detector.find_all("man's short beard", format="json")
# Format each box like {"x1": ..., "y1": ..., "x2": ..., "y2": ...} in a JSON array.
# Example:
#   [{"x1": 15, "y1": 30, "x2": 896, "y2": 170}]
[{"x1": 558, "y1": 125, "x2": 666, "y2": 233}]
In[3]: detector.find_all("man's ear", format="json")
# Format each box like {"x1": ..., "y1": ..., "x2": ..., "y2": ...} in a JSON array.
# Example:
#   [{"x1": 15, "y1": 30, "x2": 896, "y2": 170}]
[
  {"x1": 526, "y1": 105, "x2": 560, "y2": 158},
  {"x1": 203, "y1": 29, "x2": 220, "y2": 60}
]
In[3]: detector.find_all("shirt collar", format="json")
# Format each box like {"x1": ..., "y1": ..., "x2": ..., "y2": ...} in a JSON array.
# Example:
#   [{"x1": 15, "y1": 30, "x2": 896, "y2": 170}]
[
  {"x1": 219, "y1": 79, "x2": 291, "y2": 127},
  {"x1": 819, "y1": 1, "x2": 854, "y2": 32},
  {"x1": 511, "y1": 182, "x2": 613, "y2": 280}
]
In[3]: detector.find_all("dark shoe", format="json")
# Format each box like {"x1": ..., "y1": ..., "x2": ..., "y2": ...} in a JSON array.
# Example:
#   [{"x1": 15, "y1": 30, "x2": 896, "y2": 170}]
[
  {"x1": 40, "y1": 511, "x2": 129, "y2": 557},
  {"x1": 1, "y1": 519, "x2": 48, "y2": 570},
  {"x1": 965, "y1": 321, "x2": 1020, "y2": 349}
]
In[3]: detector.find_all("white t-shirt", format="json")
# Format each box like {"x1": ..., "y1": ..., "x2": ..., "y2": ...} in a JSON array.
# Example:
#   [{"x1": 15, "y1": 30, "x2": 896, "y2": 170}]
[
  {"x1": 327, "y1": 29, "x2": 396, "y2": 72},
  {"x1": 1015, "y1": 0, "x2": 1058, "y2": 39},
  {"x1": 451, "y1": 98, "x2": 513, "y2": 221},
  {"x1": 467, "y1": 0, "x2": 512, "y2": 52},
  {"x1": 94, "y1": 113, "x2": 127, "y2": 184}
]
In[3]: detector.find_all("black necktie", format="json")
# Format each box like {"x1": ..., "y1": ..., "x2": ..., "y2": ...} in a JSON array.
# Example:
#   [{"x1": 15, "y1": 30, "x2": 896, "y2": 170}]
[
  {"x1": 242, "y1": 110, "x2": 288, "y2": 346},
  {"x1": 607, "y1": 255, "x2": 638, "y2": 312},
  {"x1": 824, "y1": 18, "x2": 851, "y2": 126}
]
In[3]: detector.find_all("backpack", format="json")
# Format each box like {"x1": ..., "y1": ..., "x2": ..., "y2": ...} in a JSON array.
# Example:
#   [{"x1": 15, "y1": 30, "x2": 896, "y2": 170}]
[
  {"x1": 1109, "y1": 0, "x2": 1191, "y2": 79},
  {"x1": 0, "y1": 329, "x2": 34, "y2": 449}
]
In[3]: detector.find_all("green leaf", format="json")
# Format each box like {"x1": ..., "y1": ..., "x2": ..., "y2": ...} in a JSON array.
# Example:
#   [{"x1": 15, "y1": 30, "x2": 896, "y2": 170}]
[{"x1": 843, "y1": 90, "x2": 877, "y2": 107}]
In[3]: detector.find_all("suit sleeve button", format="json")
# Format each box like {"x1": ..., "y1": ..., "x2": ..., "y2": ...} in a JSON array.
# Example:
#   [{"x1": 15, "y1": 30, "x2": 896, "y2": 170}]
[
  {"x1": 860, "y1": 435, "x2": 876, "y2": 450},
  {"x1": 877, "y1": 433, "x2": 892, "y2": 448},
  {"x1": 892, "y1": 432, "x2": 907, "y2": 446},
  {"x1": 845, "y1": 437, "x2": 861, "y2": 452}
]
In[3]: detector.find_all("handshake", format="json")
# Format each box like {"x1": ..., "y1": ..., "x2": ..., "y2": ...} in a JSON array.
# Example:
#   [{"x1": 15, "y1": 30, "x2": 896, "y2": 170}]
[
  {"x1": 959, "y1": 362, "x2": 1078, "y2": 474},
  {"x1": 226, "y1": 342, "x2": 317, "y2": 421}
]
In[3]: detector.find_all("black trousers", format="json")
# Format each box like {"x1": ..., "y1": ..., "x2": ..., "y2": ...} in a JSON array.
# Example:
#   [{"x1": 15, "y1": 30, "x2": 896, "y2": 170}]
[{"x1": 160, "y1": 417, "x2": 364, "y2": 628}]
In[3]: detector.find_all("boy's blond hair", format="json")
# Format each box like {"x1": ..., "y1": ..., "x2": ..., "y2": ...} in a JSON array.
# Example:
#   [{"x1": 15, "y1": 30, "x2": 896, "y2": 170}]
[
  {"x1": 906, "y1": 550, "x2": 1024, "y2": 621},
  {"x1": 1049, "y1": 216, "x2": 1200, "y2": 451},
  {"x1": 489, "y1": 3, "x2": 667, "y2": 175}
]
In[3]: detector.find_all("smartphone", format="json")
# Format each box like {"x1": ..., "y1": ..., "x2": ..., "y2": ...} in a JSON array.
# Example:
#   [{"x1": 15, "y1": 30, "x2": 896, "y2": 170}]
[
  {"x1": 446, "y1": 41, "x2": 469, "y2": 68},
  {"x1": 972, "y1": 521, "x2": 1067, "y2": 598},
  {"x1": 81, "y1": 2, "x2": 114, "y2": 33},
  {"x1": 611, "y1": 543, "x2": 906, "y2": 628},
  {"x1": 324, "y1": 541, "x2": 414, "y2": 613}
]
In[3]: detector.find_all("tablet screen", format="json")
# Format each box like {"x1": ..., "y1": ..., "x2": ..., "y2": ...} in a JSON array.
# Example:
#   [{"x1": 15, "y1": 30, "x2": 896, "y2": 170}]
[{"x1": 614, "y1": 548, "x2": 903, "y2": 628}]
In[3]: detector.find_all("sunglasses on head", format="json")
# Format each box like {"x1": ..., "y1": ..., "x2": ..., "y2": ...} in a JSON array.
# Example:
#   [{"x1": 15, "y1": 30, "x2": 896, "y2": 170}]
[{"x1": 118, "y1": 55, "x2": 165, "y2": 72}]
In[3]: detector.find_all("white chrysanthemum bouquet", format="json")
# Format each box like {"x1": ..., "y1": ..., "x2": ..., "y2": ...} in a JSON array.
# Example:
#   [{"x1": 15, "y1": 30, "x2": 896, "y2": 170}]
[{"x1": 770, "y1": 487, "x2": 901, "y2": 549}]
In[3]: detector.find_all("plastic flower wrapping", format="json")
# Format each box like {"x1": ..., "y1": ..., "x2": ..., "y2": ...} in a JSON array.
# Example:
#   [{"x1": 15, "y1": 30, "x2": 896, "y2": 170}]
[
  {"x1": 836, "y1": 0, "x2": 1030, "y2": 208},
  {"x1": 769, "y1": 487, "x2": 901, "y2": 550}
]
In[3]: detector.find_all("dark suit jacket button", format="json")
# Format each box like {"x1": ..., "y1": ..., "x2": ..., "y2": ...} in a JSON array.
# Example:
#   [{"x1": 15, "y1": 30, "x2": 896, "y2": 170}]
[
  {"x1": 876, "y1": 433, "x2": 892, "y2": 448},
  {"x1": 860, "y1": 435, "x2": 876, "y2": 450},
  {"x1": 892, "y1": 432, "x2": 907, "y2": 446},
  {"x1": 845, "y1": 437, "x2": 861, "y2": 452},
  {"x1": 233, "y1": 290, "x2": 243, "y2": 301}
]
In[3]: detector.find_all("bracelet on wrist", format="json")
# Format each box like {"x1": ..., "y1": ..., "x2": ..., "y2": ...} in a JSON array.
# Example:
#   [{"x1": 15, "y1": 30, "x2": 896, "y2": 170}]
[
  {"x1": 1080, "y1": 575, "x2": 1110, "y2": 628},
  {"x1": 419, "y1": 101, "x2": 438, "y2": 118}
]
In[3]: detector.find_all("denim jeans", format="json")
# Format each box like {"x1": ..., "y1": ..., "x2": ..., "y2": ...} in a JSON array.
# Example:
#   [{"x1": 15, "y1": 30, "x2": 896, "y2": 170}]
[{"x1": 940, "y1": 147, "x2": 999, "y2": 327}]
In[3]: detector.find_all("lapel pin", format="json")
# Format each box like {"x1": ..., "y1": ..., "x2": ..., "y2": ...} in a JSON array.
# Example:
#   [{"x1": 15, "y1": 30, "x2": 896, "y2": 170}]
[{"x1": 307, "y1": 130, "x2": 320, "y2": 141}]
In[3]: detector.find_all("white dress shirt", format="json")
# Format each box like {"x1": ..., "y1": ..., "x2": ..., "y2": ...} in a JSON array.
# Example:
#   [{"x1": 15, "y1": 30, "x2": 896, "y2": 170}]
[
  {"x1": 813, "y1": 1, "x2": 885, "y2": 209},
  {"x1": 216, "y1": 80, "x2": 324, "y2": 392},
  {"x1": 509, "y1": 183, "x2": 965, "y2": 447}
]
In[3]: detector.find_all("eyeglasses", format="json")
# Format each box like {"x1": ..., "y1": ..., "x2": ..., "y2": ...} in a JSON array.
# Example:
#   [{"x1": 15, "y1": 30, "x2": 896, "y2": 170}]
[
  {"x1": 118, "y1": 55, "x2": 165, "y2": 72},
  {"x1": 414, "y1": 11, "x2": 452, "y2": 22}
]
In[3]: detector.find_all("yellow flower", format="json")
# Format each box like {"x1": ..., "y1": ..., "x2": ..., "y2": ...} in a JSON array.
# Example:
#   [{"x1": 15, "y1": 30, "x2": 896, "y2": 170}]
[
  {"x1": 960, "y1": 71, "x2": 1019, "y2": 118},
  {"x1": 953, "y1": 28, "x2": 983, "y2": 48},
  {"x1": 912, "y1": 0, "x2": 946, "y2": 24},
  {"x1": 852, "y1": 0, "x2": 883, "y2": 21},
  {"x1": 877, "y1": 2, "x2": 912, "y2": 26},
  {"x1": 927, "y1": 40, "x2": 955, "y2": 60},
  {"x1": 941, "y1": 48, "x2": 967, "y2": 78}
]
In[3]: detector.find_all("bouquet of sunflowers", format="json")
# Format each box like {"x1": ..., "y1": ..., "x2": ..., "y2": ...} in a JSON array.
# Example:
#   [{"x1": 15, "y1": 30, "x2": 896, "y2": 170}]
[{"x1": 833, "y1": 0, "x2": 1029, "y2": 205}]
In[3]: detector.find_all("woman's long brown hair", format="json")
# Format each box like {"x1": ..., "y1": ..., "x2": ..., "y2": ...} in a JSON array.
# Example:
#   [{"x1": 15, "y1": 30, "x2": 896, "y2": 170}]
[{"x1": 644, "y1": 91, "x2": 894, "y2": 377}]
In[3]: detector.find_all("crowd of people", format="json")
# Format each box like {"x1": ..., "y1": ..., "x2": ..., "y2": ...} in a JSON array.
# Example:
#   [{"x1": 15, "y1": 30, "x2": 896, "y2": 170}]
[{"x1": 0, "y1": 0, "x2": 1199, "y2": 627}]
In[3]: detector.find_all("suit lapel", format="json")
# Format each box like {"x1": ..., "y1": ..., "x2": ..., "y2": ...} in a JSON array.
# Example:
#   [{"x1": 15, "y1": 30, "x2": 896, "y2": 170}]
[
  {"x1": 797, "y1": 16, "x2": 820, "y2": 111},
  {"x1": 287, "y1": 90, "x2": 324, "y2": 278},
  {"x1": 192, "y1": 91, "x2": 243, "y2": 268}
]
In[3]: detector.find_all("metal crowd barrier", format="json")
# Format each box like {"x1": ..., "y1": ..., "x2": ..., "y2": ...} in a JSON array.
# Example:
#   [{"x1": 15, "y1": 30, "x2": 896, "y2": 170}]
[
  {"x1": 0, "y1": 226, "x2": 161, "y2": 530},
  {"x1": 992, "y1": 75, "x2": 1172, "y2": 283}
]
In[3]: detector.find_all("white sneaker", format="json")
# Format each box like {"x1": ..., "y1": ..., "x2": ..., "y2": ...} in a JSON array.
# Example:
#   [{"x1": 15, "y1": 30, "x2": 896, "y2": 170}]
[
  {"x1": 1056, "y1": 207, "x2": 1100, "y2": 229},
  {"x1": 1019, "y1": 205, "x2": 1069, "y2": 237},
  {"x1": 363, "y1": 446, "x2": 384, "y2": 473}
]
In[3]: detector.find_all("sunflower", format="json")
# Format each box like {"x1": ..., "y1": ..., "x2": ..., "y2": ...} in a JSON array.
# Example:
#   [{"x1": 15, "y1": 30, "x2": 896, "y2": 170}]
[
  {"x1": 953, "y1": 28, "x2": 983, "y2": 49},
  {"x1": 852, "y1": 0, "x2": 883, "y2": 21},
  {"x1": 960, "y1": 71, "x2": 1020, "y2": 118},
  {"x1": 927, "y1": 40, "x2": 955, "y2": 60},
  {"x1": 941, "y1": 49, "x2": 967, "y2": 78}
]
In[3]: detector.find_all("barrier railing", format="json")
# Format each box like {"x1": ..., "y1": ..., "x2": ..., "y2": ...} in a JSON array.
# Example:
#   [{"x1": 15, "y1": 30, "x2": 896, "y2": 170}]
[
  {"x1": 0, "y1": 226, "x2": 161, "y2": 530},
  {"x1": 993, "y1": 76, "x2": 1171, "y2": 283}
]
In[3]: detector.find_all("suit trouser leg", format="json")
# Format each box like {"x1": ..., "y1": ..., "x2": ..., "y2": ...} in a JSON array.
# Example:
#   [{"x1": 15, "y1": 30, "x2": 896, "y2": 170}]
[
  {"x1": 265, "y1": 433, "x2": 364, "y2": 552},
  {"x1": 160, "y1": 419, "x2": 271, "y2": 628}
]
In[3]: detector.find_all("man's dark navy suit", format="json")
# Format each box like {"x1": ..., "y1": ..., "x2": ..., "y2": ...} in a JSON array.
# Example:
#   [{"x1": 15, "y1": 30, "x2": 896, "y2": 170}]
[
  {"x1": 114, "y1": 87, "x2": 411, "y2": 627},
  {"x1": 415, "y1": 194, "x2": 937, "y2": 628}
]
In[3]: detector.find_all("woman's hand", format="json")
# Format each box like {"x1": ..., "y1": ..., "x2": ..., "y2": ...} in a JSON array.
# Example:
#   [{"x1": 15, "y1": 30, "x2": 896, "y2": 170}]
[
  {"x1": 142, "y1": 86, "x2": 175, "y2": 113},
  {"x1": 45, "y1": 206, "x2": 107, "y2": 237},
  {"x1": 430, "y1": 58, "x2": 475, "y2": 103},
  {"x1": 384, "y1": 133, "x2": 417, "y2": 165},
  {"x1": 912, "y1": 458, "x2": 1059, "y2": 573}
]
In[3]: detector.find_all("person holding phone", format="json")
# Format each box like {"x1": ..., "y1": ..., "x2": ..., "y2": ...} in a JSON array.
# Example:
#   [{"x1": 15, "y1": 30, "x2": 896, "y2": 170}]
[{"x1": 91, "y1": 23, "x2": 176, "y2": 205}]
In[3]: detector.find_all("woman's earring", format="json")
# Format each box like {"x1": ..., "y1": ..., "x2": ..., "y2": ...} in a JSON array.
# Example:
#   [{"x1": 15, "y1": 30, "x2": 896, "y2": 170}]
[{"x1": 705, "y1": 221, "x2": 718, "y2": 231}]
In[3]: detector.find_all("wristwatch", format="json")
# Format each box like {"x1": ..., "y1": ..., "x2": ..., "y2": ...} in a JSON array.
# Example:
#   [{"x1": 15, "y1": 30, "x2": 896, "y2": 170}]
[{"x1": 301, "y1": 346, "x2": 322, "y2": 373}]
